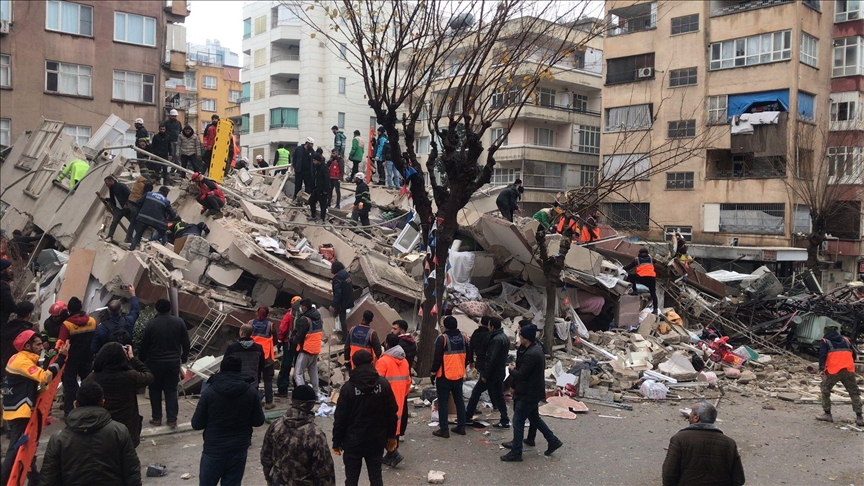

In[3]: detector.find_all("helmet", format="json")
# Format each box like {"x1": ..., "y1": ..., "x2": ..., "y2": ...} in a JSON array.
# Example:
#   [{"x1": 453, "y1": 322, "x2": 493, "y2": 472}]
[
  {"x1": 49, "y1": 301, "x2": 67, "y2": 316},
  {"x1": 256, "y1": 154, "x2": 264, "y2": 160},
  {"x1": 191, "y1": 172, "x2": 202, "y2": 180},
  {"x1": 169, "y1": 109, "x2": 179, "y2": 116},
  {"x1": 291, "y1": 296, "x2": 302, "y2": 305},
  {"x1": 305, "y1": 137, "x2": 314, "y2": 144},
  {"x1": 238, "y1": 157, "x2": 248, "y2": 163},
  {"x1": 134, "y1": 118, "x2": 144, "y2": 124},
  {"x1": 354, "y1": 172, "x2": 365, "y2": 180},
  {"x1": 13, "y1": 330, "x2": 36, "y2": 352}
]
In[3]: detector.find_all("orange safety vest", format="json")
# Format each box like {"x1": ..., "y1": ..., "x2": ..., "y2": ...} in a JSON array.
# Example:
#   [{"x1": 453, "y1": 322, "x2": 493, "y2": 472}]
[
  {"x1": 556, "y1": 217, "x2": 578, "y2": 235},
  {"x1": 250, "y1": 319, "x2": 275, "y2": 361},
  {"x1": 376, "y1": 353, "x2": 411, "y2": 435},
  {"x1": 823, "y1": 337, "x2": 855, "y2": 374},
  {"x1": 634, "y1": 257, "x2": 657, "y2": 278},
  {"x1": 301, "y1": 316, "x2": 323, "y2": 355},
  {"x1": 348, "y1": 325, "x2": 376, "y2": 368},
  {"x1": 435, "y1": 332, "x2": 468, "y2": 380},
  {"x1": 579, "y1": 216, "x2": 600, "y2": 243}
]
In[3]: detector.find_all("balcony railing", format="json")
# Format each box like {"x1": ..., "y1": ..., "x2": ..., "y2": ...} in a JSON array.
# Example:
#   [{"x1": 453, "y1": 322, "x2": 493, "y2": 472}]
[
  {"x1": 270, "y1": 89, "x2": 299, "y2": 96},
  {"x1": 522, "y1": 100, "x2": 601, "y2": 116},
  {"x1": 239, "y1": 96, "x2": 250, "y2": 103},
  {"x1": 270, "y1": 123, "x2": 299, "y2": 129},
  {"x1": 270, "y1": 54, "x2": 300, "y2": 62},
  {"x1": 707, "y1": 168, "x2": 786, "y2": 179},
  {"x1": 242, "y1": 63, "x2": 251, "y2": 71},
  {"x1": 608, "y1": 14, "x2": 656, "y2": 36},
  {"x1": 710, "y1": 0, "x2": 794, "y2": 17}
]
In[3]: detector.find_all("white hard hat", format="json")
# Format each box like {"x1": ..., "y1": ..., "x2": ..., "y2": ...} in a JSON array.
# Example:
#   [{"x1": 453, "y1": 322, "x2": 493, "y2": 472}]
[
  {"x1": 355, "y1": 172, "x2": 365, "y2": 180},
  {"x1": 134, "y1": 118, "x2": 144, "y2": 124},
  {"x1": 169, "y1": 109, "x2": 178, "y2": 116},
  {"x1": 256, "y1": 154, "x2": 264, "y2": 160},
  {"x1": 305, "y1": 137, "x2": 314, "y2": 144}
]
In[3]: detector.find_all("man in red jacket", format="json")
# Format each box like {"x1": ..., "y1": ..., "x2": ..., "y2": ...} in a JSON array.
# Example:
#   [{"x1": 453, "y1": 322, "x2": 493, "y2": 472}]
[
  {"x1": 191, "y1": 172, "x2": 226, "y2": 216},
  {"x1": 202, "y1": 115, "x2": 219, "y2": 167}
]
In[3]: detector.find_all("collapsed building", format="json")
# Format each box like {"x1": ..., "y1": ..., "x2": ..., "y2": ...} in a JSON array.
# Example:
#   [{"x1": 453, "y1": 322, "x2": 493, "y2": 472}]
[{"x1": 2, "y1": 116, "x2": 861, "y2": 405}]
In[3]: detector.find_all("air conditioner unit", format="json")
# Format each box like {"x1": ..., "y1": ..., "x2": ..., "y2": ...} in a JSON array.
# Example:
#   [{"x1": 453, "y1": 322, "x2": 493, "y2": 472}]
[
  {"x1": 726, "y1": 237, "x2": 739, "y2": 247},
  {"x1": 0, "y1": 20, "x2": 9, "y2": 35},
  {"x1": 637, "y1": 67, "x2": 654, "y2": 79}
]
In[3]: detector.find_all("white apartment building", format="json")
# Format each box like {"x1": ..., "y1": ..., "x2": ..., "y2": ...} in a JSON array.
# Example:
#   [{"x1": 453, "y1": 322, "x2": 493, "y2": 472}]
[{"x1": 240, "y1": 2, "x2": 376, "y2": 162}]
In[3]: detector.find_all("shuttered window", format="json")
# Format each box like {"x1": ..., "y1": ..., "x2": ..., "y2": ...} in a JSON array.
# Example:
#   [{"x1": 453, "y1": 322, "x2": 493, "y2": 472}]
[
  {"x1": 254, "y1": 49, "x2": 266, "y2": 67},
  {"x1": 253, "y1": 114, "x2": 265, "y2": 133},
  {"x1": 253, "y1": 81, "x2": 265, "y2": 100},
  {"x1": 254, "y1": 15, "x2": 266, "y2": 35}
]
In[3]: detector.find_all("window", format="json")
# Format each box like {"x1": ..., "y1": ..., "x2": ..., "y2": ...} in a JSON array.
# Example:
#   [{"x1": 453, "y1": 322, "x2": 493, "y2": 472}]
[
  {"x1": 254, "y1": 49, "x2": 266, "y2": 68},
  {"x1": 606, "y1": 53, "x2": 655, "y2": 85},
  {"x1": 370, "y1": 116, "x2": 378, "y2": 128},
  {"x1": 603, "y1": 153, "x2": 650, "y2": 181},
  {"x1": 670, "y1": 14, "x2": 698, "y2": 35},
  {"x1": 416, "y1": 137, "x2": 430, "y2": 154},
  {"x1": 490, "y1": 127, "x2": 508, "y2": 146},
  {"x1": 270, "y1": 108, "x2": 298, "y2": 128},
  {"x1": 0, "y1": 0, "x2": 9, "y2": 22},
  {"x1": 253, "y1": 114, "x2": 265, "y2": 132},
  {"x1": 240, "y1": 114, "x2": 249, "y2": 134},
  {"x1": 833, "y1": 37, "x2": 864, "y2": 77},
  {"x1": 577, "y1": 125, "x2": 600, "y2": 154},
  {"x1": 253, "y1": 81, "x2": 265, "y2": 100},
  {"x1": 707, "y1": 95, "x2": 728, "y2": 125},
  {"x1": 538, "y1": 88, "x2": 555, "y2": 107},
  {"x1": 669, "y1": 67, "x2": 697, "y2": 87},
  {"x1": 241, "y1": 82, "x2": 250, "y2": 101},
  {"x1": 337, "y1": 112, "x2": 345, "y2": 129},
  {"x1": 800, "y1": 33, "x2": 818, "y2": 68},
  {"x1": 533, "y1": 127, "x2": 555, "y2": 147},
  {"x1": 184, "y1": 70, "x2": 197, "y2": 90},
  {"x1": 112, "y1": 70, "x2": 155, "y2": 103},
  {"x1": 0, "y1": 119, "x2": 9, "y2": 147},
  {"x1": 831, "y1": 99, "x2": 861, "y2": 122},
  {"x1": 46, "y1": 1, "x2": 93, "y2": 36},
  {"x1": 665, "y1": 226, "x2": 693, "y2": 242},
  {"x1": 200, "y1": 121, "x2": 209, "y2": 133},
  {"x1": 523, "y1": 161, "x2": 563, "y2": 189},
  {"x1": 719, "y1": 203, "x2": 785, "y2": 235},
  {"x1": 793, "y1": 205, "x2": 811, "y2": 234},
  {"x1": 491, "y1": 168, "x2": 518, "y2": 185},
  {"x1": 668, "y1": 119, "x2": 696, "y2": 138},
  {"x1": 573, "y1": 51, "x2": 585, "y2": 69},
  {"x1": 605, "y1": 104, "x2": 653, "y2": 132},
  {"x1": 491, "y1": 89, "x2": 521, "y2": 108},
  {"x1": 254, "y1": 15, "x2": 266, "y2": 35},
  {"x1": 709, "y1": 30, "x2": 792, "y2": 70},
  {"x1": 229, "y1": 90, "x2": 241, "y2": 103},
  {"x1": 580, "y1": 165, "x2": 598, "y2": 187},
  {"x1": 339, "y1": 43, "x2": 347, "y2": 60},
  {"x1": 0, "y1": 54, "x2": 9, "y2": 87},
  {"x1": 46, "y1": 61, "x2": 91, "y2": 97},
  {"x1": 62, "y1": 125, "x2": 90, "y2": 146},
  {"x1": 243, "y1": 17, "x2": 251, "y2": 39},
  {"x1": 114, "y1": 12, "x2": 156, "y2": 46},
  {"x1": 828, "y1": 146, "x2": 863, "y2": 182},
  {"x1": 604, "y1": 203, "x2": 650, "y2": 231},
  {"x1": 573, "y1": 93, "x2": 588, "y2": 112},
  {"x1": 338, "y1": 77, "x2": 346, "y2": 94},
  {"x1": 202, "y1": 75, "x2": 217, "y2": 89},
  {"x1": 836, "y1": 0, "x2": 863, "y2": 22},
  {"x1": 666, "y1": 171, "x2": 694, "y2": 190},
  {"x1": 201, "y1": 99, "x2": 216, "y2": 111}
]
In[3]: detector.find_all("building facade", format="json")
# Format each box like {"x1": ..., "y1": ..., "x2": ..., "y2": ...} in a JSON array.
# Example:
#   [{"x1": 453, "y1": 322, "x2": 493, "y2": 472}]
[
  {"x1": 239, "y1": 1, "x2": 376, "y2": 163},
  {"x1": 165, "y1": 55, "x2": 243, "y2": 136},
  {"x1": 599, "y1": 0, "x2": 840, "y2": 276},
  {"x1": 188, "y1": 38, "x2": 241, "y2": 68},
  {"x1": 0, "y1": 0, "x2": 189, "y2": 151}
]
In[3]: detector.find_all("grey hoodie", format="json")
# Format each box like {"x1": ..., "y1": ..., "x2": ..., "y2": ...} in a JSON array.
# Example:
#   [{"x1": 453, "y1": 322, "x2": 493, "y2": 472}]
[{"x1": 384, "y1": 345, "x2": 406, "y2": 360}]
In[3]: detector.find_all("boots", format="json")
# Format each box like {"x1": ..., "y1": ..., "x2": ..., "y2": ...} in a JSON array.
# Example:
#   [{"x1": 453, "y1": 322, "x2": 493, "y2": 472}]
[
  {"x1": 857, "y1": 414, "x2": 864, "y2": 426},
  {"x1": 815, "y1": 412, "x2": 833, "y2": 422}
]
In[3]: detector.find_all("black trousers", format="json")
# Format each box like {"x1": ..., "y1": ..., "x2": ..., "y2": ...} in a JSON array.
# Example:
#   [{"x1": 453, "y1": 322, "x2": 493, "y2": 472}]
[
  {"x1": 62, "y1": 359, "x2": 93, "y2": 414},
  {"x1": 497, "y1": 203, "x2": 514, "y2": 222},
  {"x1": 107, "y1": 207, "x2": 132, "y2": 239},
  {"x1": 329, "y1": 179, "x2": 341, "y2": 207},
  {"x1": 349, "y1": 159, "x2": 361, "y2": 181},
  {"x1": 351, "y1": 208, "x2": 370, "y2": 226},
  {"x1": 1, "y1": 418, "x2": 37, "y2": 485},
  {"x1": 310, "y1": 192, "x2": 328, "y2": 221},
  {"x1": 343, "y1": 441, "x2": 384, "y2": 486},
  {"x1": 294, "y1": 171, "x2": 313, "y2": 197},
  {"x1": 376, "y1": 160, "x2": 386, "y2": 183},
  {"x1": 633, "y1": 275, "x2": 659, "y2": 313},
  {"x1": 198, "y1": 194, "x2": 225, "y2": 211},
  {"x1": 180, "y1": 154, "x2": 202, "y2": 173},
  {"x1": 148, "y1": 361, "x2": 180, "y2": 423}
]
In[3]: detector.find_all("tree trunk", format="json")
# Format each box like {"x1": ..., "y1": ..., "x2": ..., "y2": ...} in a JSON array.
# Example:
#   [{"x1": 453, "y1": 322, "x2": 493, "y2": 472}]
[{"x1": 543, "y1": 282, "x2": 557, "y2": 353}]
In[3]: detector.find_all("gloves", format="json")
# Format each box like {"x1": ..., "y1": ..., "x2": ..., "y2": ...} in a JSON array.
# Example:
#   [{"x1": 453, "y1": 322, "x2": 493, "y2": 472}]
[
  {"x1": 386, "y1": 438, "x2": 398, "y2": 452},
  {"x1": 430, "y1": 374, "x2": 436, "y2": 386},
  {"x1": 332, "y1": 447, "x2": 343, "y2": 456}
]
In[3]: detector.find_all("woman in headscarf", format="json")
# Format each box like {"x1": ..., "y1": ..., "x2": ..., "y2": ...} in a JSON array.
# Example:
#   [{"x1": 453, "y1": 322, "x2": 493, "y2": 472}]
[{"x1": 83, "y1": 342, "x2": 154, "y2": 447}]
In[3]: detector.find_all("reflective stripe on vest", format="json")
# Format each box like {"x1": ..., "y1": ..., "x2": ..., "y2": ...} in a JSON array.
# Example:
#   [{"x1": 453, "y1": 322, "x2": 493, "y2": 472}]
[
  {"x1": 349, "y1": 325, "x2": 375, "y2": 367},
  {"x1": 635, "y1": 258, "x2": 656, "y2": 278},
  {"x1": 277, "y1": 148, "x2": 291, "y2": 166},
  {"x1": 436, "y1": 333, "x2": 467, "y2": 380},
  {"x1": 302, "y1": 317, "x2": 323, "y2": 355},
  {"x1": 824, "y1": 337, "x2": 855, "y2": 374}
]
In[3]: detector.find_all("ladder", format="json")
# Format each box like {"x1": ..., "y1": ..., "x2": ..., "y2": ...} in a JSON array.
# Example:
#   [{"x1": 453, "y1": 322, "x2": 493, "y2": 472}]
[{"x1": 187, "y1": 308, "x2": 228, "y2": 366}]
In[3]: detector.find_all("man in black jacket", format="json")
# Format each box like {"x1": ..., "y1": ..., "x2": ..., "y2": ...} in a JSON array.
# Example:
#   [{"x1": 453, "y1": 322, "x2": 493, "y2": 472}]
[
  {"x1": 430, "y1": 316, "x2": 468, "y2": 438},
  {"x1": 224, "y1": 324, "x2": 265, "y2": 387},
  {"x1": 329, "y1": 261, "x2": 354, "y2": 344},
  {"x1": 390, "y1": 320, "x2": 417, "y2": 371},
  {"x1": 501, "y1": 324, "x2": 562, "y2": 462},
  {"x1": 147, "y1": 124, "x2": 171, "y2": 182},
  {"x1": 103, "y1": 176, "x2": 132, "y2": 243},
  {"x1": 352, "y1": 172, "x2": 371, "y2": 226},
  {"x1": 309, "y1": 152, "x2": 331, "y2": 222},
  {"x1": 467, "y1": 316, "x2": 491, "y2": 378},
  {"x1": 292, "y1": 137, "x2": 315, "y2": 198},
  {"x1": 191, "y1": 355, "x2": 265, "y2": 486},
  {"x1": 138, "y1": 299, "x2": 190, "y2": 428},
  {"x1": 333, "y1": 350, "x2": 398, "y2": 486},
  {"x1": 467, "y1": 317, "x2": 510, "y2": 428},
  {"x1": 495, "y1": 179, "x2": 522, "y2": 222}
]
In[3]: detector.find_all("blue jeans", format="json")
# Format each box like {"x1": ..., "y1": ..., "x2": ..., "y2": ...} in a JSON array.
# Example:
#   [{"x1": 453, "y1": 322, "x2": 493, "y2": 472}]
[
  {"x1": 130, "y1": 222, "x2": 165, "y2": 251},
  {"x1": 466, "y1": 377, "x2": 509, "y2": 425},
  {"x1": 436, "y1": 378, "x2": 466, "y2": 431},
  {"x1": 510, "y1": 399, "x2": 557, "y2": 455},
  {"x1": 199, "y1": 450, "x2": 248, "y2": 486},
  {"x1": 385, "y1": 160, "x2": 400, "y2": 188}
]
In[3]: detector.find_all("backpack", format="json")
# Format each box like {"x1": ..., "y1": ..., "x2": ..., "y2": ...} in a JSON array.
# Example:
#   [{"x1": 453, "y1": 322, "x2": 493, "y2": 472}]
[
  {"x1": 382, "y1": 140, "x2": 391, "y2": 160},
  {"x1": 107, "y1": 319, "x2": 133, "y2": 346},
  {"x1": 329, "y1": 160, "x2": 341, "y2": 179}
]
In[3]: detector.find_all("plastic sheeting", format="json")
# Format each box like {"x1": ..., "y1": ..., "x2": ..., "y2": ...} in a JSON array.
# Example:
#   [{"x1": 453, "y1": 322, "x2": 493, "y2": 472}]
[{"x1": 727, "y1": 89, "x2": 789, "y2": 119}]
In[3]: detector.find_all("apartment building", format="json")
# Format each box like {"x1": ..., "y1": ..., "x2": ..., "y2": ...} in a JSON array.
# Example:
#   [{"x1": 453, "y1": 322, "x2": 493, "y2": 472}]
[
  {"x1": 600, "y1": 0, "x2": 838, "y2": 276},
  {"x1": 0, "y1": 0, "x2": 189, "y2": 151},
  {"x1": 239, "y1": 2, "x2": 376, "y2": 163},
  {"x1": 188, "y1": 39, "x2": 241, "y2": 68}
]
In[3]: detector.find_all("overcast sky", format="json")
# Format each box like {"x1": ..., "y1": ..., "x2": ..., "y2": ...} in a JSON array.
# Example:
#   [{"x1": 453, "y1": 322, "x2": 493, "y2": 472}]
[{"x1": 185, "y1": 1, "x2": 245, "y2": 54}]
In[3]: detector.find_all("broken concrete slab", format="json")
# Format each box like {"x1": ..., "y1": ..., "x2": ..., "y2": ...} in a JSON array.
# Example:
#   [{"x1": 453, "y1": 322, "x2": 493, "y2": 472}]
[
  {"x1": 57, "y1": 247, "x2": 96, "y2": 303},
  {"x1": 565, "y1": 244, "x2": 603, "y2": 275},
  {"x1": 239, "y1": 199, "x2": 278, "y2": 225},
  {"x1": 301, "y1": 225, "x2": 357, "y2": 266},
  {"x1": 357, "y1": 251, "x2": 422, "y2": 302},
  {"x1": 346, "y1": 294, "x2": 402, "y2": 337},
  {"x1": 205, "y1": 264, "x2": 244, "y2": 287}
]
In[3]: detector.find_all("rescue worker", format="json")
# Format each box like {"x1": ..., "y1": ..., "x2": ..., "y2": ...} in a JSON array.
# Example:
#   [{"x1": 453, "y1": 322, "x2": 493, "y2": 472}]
[
  {"x1": 430, "y1": 315, "x2": 468, "y2": 438},
  {"x1": 345, "y1": 310, "x2": 382, "y2": 369},
  {"x1": 348, "y1": 130, "x2": 365, "y2": 181},
  {"x1": 276, "y1": 296, "x2": 301, "y2": 397},
  {"x1": 555, "y1": 213, "x2": 580, "y2": 238},
  {"x1": 1, "y1": 302, "x2": 35, "y2": 379},
  {"x1": 329, "y1": 260, "x2": 354, "y2": 344},
  {"x1": 623, "y1": 247, "x2": 660, "y2": 315},
  {"x1": 191, "y1": 172, "x2": 226, "y2": 216},
  {"x1": 124, "y1": 172, "x2": 158, "y2": 244},
  {"x1": 815, "y1": 326, "x2": 863, "y2": 426},
  {"x1": 57, "y1": 296, "x2": 98, "y2": 416},
  {"x1": 166, "y1": 220, "x2": 210, "y2": 243},
  {"x1": 41, "y1": 300, "x2": 68, "y2": 358},
  {"x1": 254, "y1": 154, "x2": 268, "y2": 169},
  {"x1": 495, "y1": 179, "x2": 522, "y2": 222},
  {"x1": 352, "y1": 172, "x2": 372, "y2": 226},
  {"x1": 579, "y1": 208, "x2": 601, "y2": 244},
  {"x1": 54, "y1": 158, "x2": 90, "y2": 189},
  {"x1": 133, "y1": 117, "x2": 149, "y2": 141},
  {"x1": 1, "y1": 332, "x2": 69, "y2": 485},
  {"x1": 273, "y1": 143, "x2": 291, "y2": 175},
  {"x1": 290, "y1": 299, "x2": 323, "y2": 395},
  {"x1": 249, "y1": 307, "x2": 276, "y2": 410},
  {"x1": 163, "y1": 109, "x2": 183, "y2": 160},
  {"x1": 103, "y1": 175, "x2": 133, "y2": 243},
  {"x1": 328, "y1": 148, "x2": 344, "y2": 207},
  {"x1": 309, "y1": 151, "x2": 331, "y2": 222},
  {"x1": 376, "y1": 333, "x2": 410, "y2": 468},
  {"x1": 332, "y1": 125, "x2": 347, "y2": 159},
  {"x1": 130, "y1": 186, "x2": 180, "y2": 251},
  {"x1": 533, "y1": 205, "x2": 563, "y2": 231}
]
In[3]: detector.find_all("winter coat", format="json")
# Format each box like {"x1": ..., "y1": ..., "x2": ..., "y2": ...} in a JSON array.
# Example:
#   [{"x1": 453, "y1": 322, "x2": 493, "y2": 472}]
[
  {"x1": 39, "y1": 406, "x2": 142, "y2": 486},
  {"x1": 311, "y1": 161, "x2": 331, "y2": 196},
  {"x1": 819, "y1": 330, "x2": 858, "y2": 371},
  {"x1": 375, "y1": 135, "x2": 389, "y2": 160},
  {"x1": 397, "y1": 333, "x2": 417, "y2": 371},
  {"x1": 202, "y1": 123, "x2": 217, "y2": 150},
  {"x1": 138, "y1": 312, "x2": 190, "y2": 365},
  {"x1": 332, "y1": 363, "x2": 398, "y2": 450},
  {"x1": 511, "y1": 341, "x2": 546, "y2": 403},
  {"x1": 343, "y1": 324, "x2": 382, "y2": 365},
  {"x1": 495, "y1": 184, "x2": 520, "y2": 213},
  {"x1": 292, "y1": 144, "x2": 313, "y2": 173},
  {"x1": 135, "y1": 191, "x2": 179, "y2": 232},
  {"x1": 331, "y1": 269, "x2": 354, "y2": 309},
  {"x1": 1, "y1": 318, "x2": 34, "y2": 373},
  {"x1": 466, "y1": 326, "x2": 490, "y2": 373},
  {"x1": 333, "y1": 131, "x2": 347, "y2": 156},
  {"x1": 0, "y1": 275, "x2": 14, "y2": 326},
  {"x1": 83, "y1": 347, "x2": 154, "y2": 447},
  {"x1": 224, "y1": 337, "x2": 265, "y2": 383},
  {"x1": 178, "y1": 129, "x2": 202, "y2": 156},
  {"x1": 661, "y1": 423, "x2": 745, "y2": 486},
  {"x1": 261, "y1": 405, "x2": 336, "y2": 486},
  {"x1": 128, "y1": 176, "x2": 151, "y2": 207},
  {"x1": 353, "y1": 180, "x2": 371, "y2": 213},
  {"x1": 290, "y1": 307, "x2": 322, "y2": 350},
  {"x1": 91, "y1": 296, "x2": 140, "y2": 354},
  {"x1": 163, "y1": 118, "x2": 183, "y2": 142},
  {"x1": 149, "y1": 132, "x2": 171, "y2": 160},
  {"x1": 349, "y1": 135, "x2": 365, "y2": 162},
  {"x1": 483, "y1": 327, "x2": 510, "y2": 382},
  {"x1": 59, "y1": 312, "x2": 97, "y2": 365},
  {"x1": 108, "y1": 180, "x2": 132, "y2": 209},
  {"x1": 191, "y1": 371, "x2": 265, "y2": 455},
  {"x1": 135, "y1": 125, "x2": 149, "y2": 141}
]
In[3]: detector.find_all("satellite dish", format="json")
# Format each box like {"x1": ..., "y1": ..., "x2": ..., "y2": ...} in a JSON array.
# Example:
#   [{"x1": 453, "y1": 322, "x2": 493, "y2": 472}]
[{"x1": 449, "y1": 13, "x2": 475, "y2": 31}]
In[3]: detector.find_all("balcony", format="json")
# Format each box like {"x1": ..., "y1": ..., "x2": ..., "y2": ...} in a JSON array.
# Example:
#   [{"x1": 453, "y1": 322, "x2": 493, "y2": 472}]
[
  {"x1": 710, "y1": 0, "x2": 794, "y2": 17},
  {"x1": 502, "y1": 100, "x2": 600, "y2": 126},
  {"x1": 730, "y1": 112, "x2": 788, "y2": 156},
  {"x1": 269, "y1": 55, "x2": 301, "y2": 76},
  {"x1": 239, "y1": 96, "x2": 250, "y2": 103},
  {"x1": 269, "y1": 125, "x2": 301, "y2": 143},
  {"x1": 270, "y1": 89, "x2": 299, "y2": 96},
  {"x1": 495, "y1": 145, "x2": 598, "y2": 167},
  {"x1": 706, "y1": 150, "x2": 787, "y2": 180},
  {"x1": 607, "y1": 3, "x2": 656, "y2": 37}
]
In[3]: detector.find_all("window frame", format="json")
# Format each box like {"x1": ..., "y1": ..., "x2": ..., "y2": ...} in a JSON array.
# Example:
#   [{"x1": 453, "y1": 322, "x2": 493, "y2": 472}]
[
  {"x1": 538, "y1": 87, "x2": 556, "y2": 107},
  {"x1": 800, "y1": 32, "x2": 818, "y2": 68},
  {"x1": 604, "y1": 104, "x2": 653, "y2": 132},
  {"x1": 113, "y1": 11, "x2": 157, "y2": 47},
  {"x1": 833, "y1": 36, "x2": 864, "y2": 77},
  {"x1": 201, "y1": 98, "x2": 216, "y2": 112},
  {"x1": 836, "y1": 0, "x2": 863, "y2": 22},
  {"x1": 0, "y1": 0, "x2": 10, "y2": 23},
  {"x1": 667, "y1": 119, "x2": 696, "y2": 138},
  {"x1": 830, "y1": 100, "x2": 859, "y2": 122},
  {"x1": 669, "y1": 67, "x2": 697, "y2": 87},
  {"x1": 243, "y1": 18, "x2": 252, "y2": 39},
  {"x1": 709, "y1": 30, "x2": 792, "y2": 71},
  {"x1": 664, "y1": 226, "x2": 693, "y2": 242},
  {"x1": 229, "y1": 90, "x2": 242, "y2": 103},
  {"x1": 0, "y1": 118, "x2": 10, "y2": 147},
  {"x1": 577, "y1": 125, "x2": 600, "y2": 155},
  {"x1": 718, "y1": 203, "x2": 786, "y2": 235},
  {"x1": 572, "y1": 93, "x2": 589, "y2": 112},
  {"x1": 670, "y1": 14, "x2": 698, "y2": 35},
  {"x1": 269, "y1": 108, "x2": 299, "y2": 129},
  {"x1": 416, "y1": 136, "x2": 430, "y2": 154},
  {"x1": 604, "y1": 202, "x2": 650, "y2": 231},
  {"x1": 46, "y1": 60, "x2": 92, "y2": 97},
  {"x1": 827, "y1": 146, "x2": 863, "y2": 182},
  {"x1": 606, "y1": 53, "x2": 655, "y2": 85},
  {"x1": 707, "y1": 95, "x2": 728, "y2": 125},
  {"x1": 533, "y1": 127, "x2": 555, "y2": 147},
  {"x1": 45, "y1": 0, "x2": 93, "y2": 37},
  {"x1": 112, "y1": 70, "x2": 156, "y2": 104},
  {"x1": 201, "y1": 75, "x2": 218, "y2": 90},
  {"x1": 337, "y1": 112, "x2": 345, "y2": 129},
  {"x1": 62, "y1": 124, "x2": 90, "y2": 146},
  {"x1": 338, "y1": 77, "x2": 346, "y2": 94},
  {"x1": 665, "y1": 171, "x2": 695, "y2": 190},
  {"x1": 0, "y1": 53, "x2": 10, "y2": 88},
  {"x1": 490, "y1": 127, "x2": 508, "y2": 146},
  {"x1": 338, "y1": 43, "x2": 347, "y2": 60}
]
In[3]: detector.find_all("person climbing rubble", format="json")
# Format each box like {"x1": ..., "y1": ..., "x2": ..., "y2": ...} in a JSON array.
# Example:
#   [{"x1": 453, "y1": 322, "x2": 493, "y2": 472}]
[
  {"x1": 815, "y1": 325, "x2": 863, "y2": 426},
  {"x1": 495, "y1": 179, "x2": 522, "y2": 222},
  {"x1": 130, "y1": 186, "x2": 180, "y2": 251},
  {"x1": 54, "y1": 158, "x2": 90, "y2": 189},
  {"x1": 191, "y1": 172, "x2": 226, "y2": 217},
  {"x1": 309, "y1": 151, "x2": 331, "y2": 222},
  {"x1": 291, "y1": 299, "x2": 323, "y2": 395},
  {"x1": 352, "y1": 172, "x2": 372, "y2": 226},
  {"x1": 623, "y1": 247, "x2": 660, "y2": 315}
]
